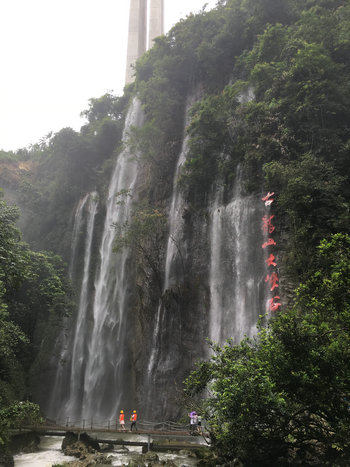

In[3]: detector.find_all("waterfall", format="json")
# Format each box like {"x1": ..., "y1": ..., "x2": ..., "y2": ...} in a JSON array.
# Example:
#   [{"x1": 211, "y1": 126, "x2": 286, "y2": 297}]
[
  {"x1": 209, "y1": 169, "x2": 268, "y2": 345},
  {"x1": 46, "y1": 90, "x2": 269, "y2": 421},
  {"x1": 146, "y1": 302, "x2": 162, "y2": 384},
  {"x1": 47, "y1": 191, "x2": 98, "y2": 419},
  {"x1": 143, "y1": 99, "x2": 197, "y2": 419},
  {"x1": 146, "y1": 105, "x2": 191, "y2": 394},
  {"x1": 68, "y1": 193, "x2": 90, "y2": 279},
  {"x1": 64, "y1": 192, "x2": 99, "y2": 418},
  {"x1": 80, "y1": 98, "x2": 144, "y2": 420},
  {"x1": 163, "y1": 133, "x2": 189, "y2": 290}
]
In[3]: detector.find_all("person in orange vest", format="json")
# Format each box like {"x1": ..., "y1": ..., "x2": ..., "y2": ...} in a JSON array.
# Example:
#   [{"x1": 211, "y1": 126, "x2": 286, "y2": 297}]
[
  {"x1": 119, "y1": 410, "x2": 126, "y2": 431},
  {"x1": 130, "y1": 410, "x2": 137, "y2": 431}
]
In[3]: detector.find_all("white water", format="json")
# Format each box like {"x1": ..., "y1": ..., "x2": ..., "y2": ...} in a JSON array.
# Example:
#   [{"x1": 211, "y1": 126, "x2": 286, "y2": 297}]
[
  {"x1": 14, "y1": 436, "x2": 75, "y2": 466},
  {"x1": 47, "y1": 191, "x2": 98, "y2": 419},
  {"x1": 146, "y1": 100, "x2": 192, "y2": 391},
  {"x1": 209, "y1": 88, "x2": 262, "y2": 345},
  {"x1": 146, "y1": 302, "x2": 162, "y2": 380},
  {"x1": 14, "y1": 435, "x2": 200, "y2": 466},
  {"x1": 209, "y1": 170, "x2": 267, "y2": 345},
  {"x1": 45, "y1": 88, "x2": 268, "y2": 421},
  {"x1": 68, "y1": 193, "x2": 90, "y2": 279},
  {"x1": 65, "y1": 192, "x2": 99, "y2": 416},
  {"x1": 163, "y1": 133, "x2": 189, "y2": 291},
  {"x1": 81, "y1": 98, "x2": 144, "y2": 419}
]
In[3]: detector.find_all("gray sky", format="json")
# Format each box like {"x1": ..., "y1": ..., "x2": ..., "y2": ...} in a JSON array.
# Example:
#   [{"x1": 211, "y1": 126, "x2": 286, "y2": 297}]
[{"x1": 0, "y1": 0, "x2": 217, "y2": 151}]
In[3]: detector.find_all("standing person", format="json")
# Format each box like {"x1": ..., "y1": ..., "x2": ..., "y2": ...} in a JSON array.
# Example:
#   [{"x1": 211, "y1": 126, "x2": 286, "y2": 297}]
[
  {"x1": 130, "y1": 410, "x2": 137, "y2": 431},
  {"x1": 188, "y1": 411, "x2": 196, "y2": 434},
  {"x1": 119, "y1": 410, "x2": 126, "y2": 431},
  {"x1": 193, "y1": 413, "x2": 198, "y2": 432},
  {"x1": 197, "y1": 414, "x2": 202, "y2": 433}
]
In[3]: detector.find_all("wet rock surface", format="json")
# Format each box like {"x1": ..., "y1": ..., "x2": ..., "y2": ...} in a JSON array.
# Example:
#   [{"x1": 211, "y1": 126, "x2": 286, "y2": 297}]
[
  {"x1": 0, "y1": 451, "x2": 14, "y2": 467},
  {"x1": 62, "y1": 431, "x2": 101, "y2": 458},
  {"x1": 8, "y1": 431, "x2": 40, "y2": 454},
  {"x1": 1, "y1": 431, "x2": 41, "y2": 467}
]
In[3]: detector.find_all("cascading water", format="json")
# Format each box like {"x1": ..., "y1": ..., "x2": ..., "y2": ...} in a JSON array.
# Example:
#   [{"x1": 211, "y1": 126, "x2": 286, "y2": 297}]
[
  {"x1": 46, "y1": 90, "x2": 269, "y2": 422},
  {"x1": 47, "y1": 191, "x2": 99, "y2": 419},
  {"x1": 47, "y1": 98, "x2": 143, "y2": 422},
  {"x1": 68, "y1": 193, "x2": 91, "y2": 279},
  {"x1": 64, "y1": 192, "x2": 99, "y2": 418},
  {"x1": 80, "y1": 98, "x2": 144, "y2": 420},
  {"x1": 209, "y1": 169, "x2": 268, "y2": 345},
  {"x1": 146, "y1": 107, "x2": 191, "y2": 399},
  {"x1": 144, "y1": 94, "x2": 269, "y2": 418},
  {"x1": 163, "y1": 134, "x2": 189, "y2": 291}
]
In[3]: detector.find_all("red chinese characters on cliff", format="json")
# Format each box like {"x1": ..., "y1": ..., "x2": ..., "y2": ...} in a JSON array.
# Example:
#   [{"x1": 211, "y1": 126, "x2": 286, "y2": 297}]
[
  {"x1": 262, "y1": 192, "x2": 275, "y2": 206},
  {"x1": 261, "y1": 193, "x2": 281, "y2": 312},
  {"x1": 262, "y1": 238, "x2": 276, "y2": 249},
  {"x1": 266, "y1": 254, "x2": 277, "y2": 267},
  {"x1": 265, "y1": 272, "x2": 279, "y2": 291},
  {"x1": 262, "y1": 215, "x2": 275, "y2": 234},
  {"x1": 268, "y1": 296, "x2": 282, "y2": 312}
]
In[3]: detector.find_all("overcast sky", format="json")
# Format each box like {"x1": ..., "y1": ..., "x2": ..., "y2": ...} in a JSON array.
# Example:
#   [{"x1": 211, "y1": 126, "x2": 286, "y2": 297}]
[{"x1": 0, "y1": 0, "x2": 218, "y2": 151}]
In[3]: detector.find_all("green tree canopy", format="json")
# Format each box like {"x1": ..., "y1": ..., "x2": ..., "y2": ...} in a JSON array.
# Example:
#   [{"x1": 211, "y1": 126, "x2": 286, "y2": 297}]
[
  {"x1": 185, "y1": 233, "x2": 350, "y2": 465},
  {"x1": 0, "y1": 195, "x2": 72, "y2": 448}
]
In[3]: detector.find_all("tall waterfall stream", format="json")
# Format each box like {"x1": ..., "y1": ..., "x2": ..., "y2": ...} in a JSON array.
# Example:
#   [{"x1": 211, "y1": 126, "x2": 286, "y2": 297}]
[
  {"x1": 81, "y1": 98, "x2": 143, "y2": 420},
  {"x1": 48, "y1": 98, "x2": 144, "y2": 422},
  {"x1": 209, "y1": 171, "x2": 268, "y2": 345},
  {"x1": 146, "y1": 114, "x2": 190, "y2": 393}
]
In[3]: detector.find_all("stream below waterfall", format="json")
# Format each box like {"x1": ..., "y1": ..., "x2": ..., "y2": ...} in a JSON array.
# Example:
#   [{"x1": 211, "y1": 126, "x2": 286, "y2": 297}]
[{"x1": 14, "y1": 435, "x2": 201, "y2": 466}]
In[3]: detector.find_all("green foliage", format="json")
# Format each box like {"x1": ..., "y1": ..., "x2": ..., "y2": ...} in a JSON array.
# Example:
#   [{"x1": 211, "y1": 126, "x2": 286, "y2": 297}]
[
  {"x1": 134, "y1": 0, "x2": 335, "y2": 200},
  {"x1": 114, "y1": 202, "x2": 167, "y2": 291},
  {"x1": 179, "y1": 84, "x2": 245, "y2": 201},
  {"x1": 6, "y1": 91, "x2": 130, "y2": 255},
  {"x1": 0, "y1": 150, "x2": 18, "y2": 162},
  {"x1": 80, "y1": 92, "x2": 129, "y2": 124},
  {"x1": 126, "y1": 119, "x2": 177, "y2": 193},
  {"x1": 0, "y1": 200, "x2": 27, "y2": 292},
  {"x1": 0, "y1": 401, "x2": 42, "y2": 448},
  {"x1": 185, "y1": 234, "x2": 350, "y2": 465},
  {"x1": 133, "y1": 0, "x2": 271, "y2": 196},
  {"x1": 264, "y1": 153, "x2": 349, "y2": 279},
  {"x1": 0, "y1": 311, "x2": 28, "y2": 411},
  {"x1": 0, "y1": 4, "x2": 348, "y2": 463},
  {"x1": 80, "y1": 92, "x2": 131, "y2": 159},
  {"x1": 163, "y1": 0, "x2": 350, "y2": 290},
  {"x1": 0, "y1": 196, "x2": 72, "y2": 451},
  {"x1": 180, "y1": 1, "x2": 350, "y2": 197},
  {"x1": 10, "y1": 250, "x2": 73, "y2": 356}
]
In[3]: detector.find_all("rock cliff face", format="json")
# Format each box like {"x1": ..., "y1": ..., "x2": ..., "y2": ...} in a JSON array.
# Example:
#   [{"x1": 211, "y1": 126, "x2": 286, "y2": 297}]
[
  {"x1": 0, "y1": 89, "x2": 269, "y2": 423},
  {"x1": 30, "y1": 89, "x2": 269, "y2": 423}
]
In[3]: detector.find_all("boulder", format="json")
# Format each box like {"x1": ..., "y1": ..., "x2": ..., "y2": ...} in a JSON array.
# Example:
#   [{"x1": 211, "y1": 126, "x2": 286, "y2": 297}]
[
  {"x1": 60, "y1": 452, "x2": 112, "y2": 466},
  {"x1": 127, "y1": 454, "x2": 146, "y2": 467},
  {"x1": 0, "y1": 451, "x2": 14, "y2": 467},
  {"x1": 164, "y1": 460, "x2": 177, "y2": 467},
  {"x1": 143, "y1": 451, "x2": 159, "y2": 463},
  {"x1": 8, "y1": 432, "x2": 40, "y2": 454},
  {"x1": 62, "y1": 431, "x2": 100, "y2": 456},
  {"x1": 63, "y1": 440, "x2": 90, "y2": 458}
]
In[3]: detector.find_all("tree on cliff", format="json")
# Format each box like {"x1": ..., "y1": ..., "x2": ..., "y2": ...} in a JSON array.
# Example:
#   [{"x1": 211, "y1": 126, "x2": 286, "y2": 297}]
[
  {"x1": 185, "y1": 233, "x2": 350, "y2": 465},
  {"x1": 113, "y1": 201, "x2": 167, "y2": 293}
]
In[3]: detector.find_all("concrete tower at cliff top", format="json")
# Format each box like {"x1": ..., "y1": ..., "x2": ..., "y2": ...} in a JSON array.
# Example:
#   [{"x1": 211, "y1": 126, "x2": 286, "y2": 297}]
[{"x1": 125, "y1": 0, "x2": 164, "y2": 84}]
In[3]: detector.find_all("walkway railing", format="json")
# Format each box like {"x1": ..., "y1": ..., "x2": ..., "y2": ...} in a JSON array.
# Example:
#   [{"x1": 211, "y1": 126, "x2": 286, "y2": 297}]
[{"x1": 45, "y1": 417, "x2": 191, "y2": 433}]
